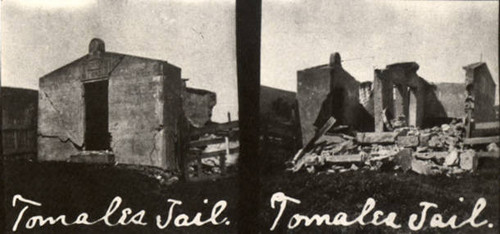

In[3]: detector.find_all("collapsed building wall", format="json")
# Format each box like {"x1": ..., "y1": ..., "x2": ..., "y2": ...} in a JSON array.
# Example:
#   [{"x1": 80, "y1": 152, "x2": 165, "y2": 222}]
[
  {"x1": 463, "y1": 62, "x2": 497, "y2": 123},
  {"x1": 423, "y1": 82, "x2": 467, "y2": 127},
  {"x1": 421, "y1": 62, "x2": 496, "y2": 127},
  {"x1": 295, "y1": 52, "x2": 497, "y2": 139},
  {"x1": 2, "y1": 87, "x2": 38, "y2": 158},
  {"x1": 369, "y1": 61, "x2": 498, "y2": 132},
  {"x1": 373, "y1": 62, "x2": 428, "y2": 132},
  {"x1": 38, "y1": 38, "x2": 185, "y2": 171},
  {"x1": 359, "y1": 81, "x2": 374, "y2": 116},
  {"x1": 297, "y1": 53, "x2": 373, "y2": 144},
  {"x1": 181, "y1": 83, "x2": 217, "y2": 128}
]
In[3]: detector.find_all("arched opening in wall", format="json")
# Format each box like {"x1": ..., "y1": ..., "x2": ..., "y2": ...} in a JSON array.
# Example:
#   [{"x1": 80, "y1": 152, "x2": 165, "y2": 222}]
[
  {"x1": 392, "y1": 84, "x2": 405, "y2": 124},
  {"x1": 84, "y1": 80, "x2": 110, "y2": 150}
]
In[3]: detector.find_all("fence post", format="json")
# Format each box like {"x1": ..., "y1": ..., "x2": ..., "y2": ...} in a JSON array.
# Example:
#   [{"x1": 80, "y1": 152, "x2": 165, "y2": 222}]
[
  {"x1": 196, "y1": 151, "x2": 202, "y2": 180},
  {"x1": 220, "y1": 153, "x2": 226, "y2": 176},
  {"x1": 221, "y1": 136, "x2": 230, "y2": 175}
]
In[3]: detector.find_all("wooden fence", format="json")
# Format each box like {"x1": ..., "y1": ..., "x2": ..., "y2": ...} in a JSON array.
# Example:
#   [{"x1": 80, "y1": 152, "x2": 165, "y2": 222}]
[
  {"x1": 2, "y1": 127, "x2": 37, "y2": 159},
  {"x1": 184, "y1": 121, "x2": 239, "y2": 181},
  {"x1": 464, "y1": 120, "x2": 500, "y2": 149}
]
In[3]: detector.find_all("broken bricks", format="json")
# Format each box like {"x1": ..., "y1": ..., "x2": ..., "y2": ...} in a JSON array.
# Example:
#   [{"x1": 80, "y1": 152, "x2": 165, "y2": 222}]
[
  {"x1": 396, "y1": 135, "x2": 419, "y2": 148},
  {"x1": 355, "y1": 132, "x2": 399, "y2": 144},
  {"x1": 411, "y1": 159, "x2": 441, "y2": 176},
  {"x1": 459, "y1": 150, "x2": 478, "y2": 171},
  {"x1": 288, "y1": 117, "x2": 490, "y2": 175},
  {"x1": 394, "y1": 149, "x2": 412, "y2": 172}
]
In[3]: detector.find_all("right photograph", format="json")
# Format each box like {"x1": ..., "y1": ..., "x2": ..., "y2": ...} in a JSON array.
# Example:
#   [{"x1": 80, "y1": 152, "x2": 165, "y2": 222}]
[{"x1": 259, "y1": 0, "x2": 499, "y2": 233}]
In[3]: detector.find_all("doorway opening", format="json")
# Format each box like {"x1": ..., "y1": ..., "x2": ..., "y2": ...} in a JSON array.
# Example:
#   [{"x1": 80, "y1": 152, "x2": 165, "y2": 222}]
[
  {"x1": 407, "y1": 88, "x2": 417, "y2": 127},
  {"x1": 84, "y1": 80, "x2": 110, "y2": 150}
]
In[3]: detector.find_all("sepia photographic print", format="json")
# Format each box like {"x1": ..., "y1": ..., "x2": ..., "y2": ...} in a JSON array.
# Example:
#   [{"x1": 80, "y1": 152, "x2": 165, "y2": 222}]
[
  {"x1": 1, "y1": 0, "x2": 499, "y2": 233},
  {"x1": 259, "y1": 0, "x2": 499, "y2": 233},
  {"x1": 2, "y1": 0, "x2": 240, "y2": 233}
]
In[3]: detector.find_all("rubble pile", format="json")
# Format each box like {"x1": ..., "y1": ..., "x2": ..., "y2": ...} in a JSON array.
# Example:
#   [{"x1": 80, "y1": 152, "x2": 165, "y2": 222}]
[{"x1": 288, "y1": 117, "x2": 498, "y2": 176}]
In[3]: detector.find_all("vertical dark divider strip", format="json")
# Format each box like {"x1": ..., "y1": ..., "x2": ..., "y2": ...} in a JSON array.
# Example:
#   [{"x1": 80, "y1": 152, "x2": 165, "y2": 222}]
[
  {"x1": 0, "y1": 86, "x2": 4, "y2": 233},
  {"x1": 236, "y1": 0, "x2": 261, "y2": 233}
]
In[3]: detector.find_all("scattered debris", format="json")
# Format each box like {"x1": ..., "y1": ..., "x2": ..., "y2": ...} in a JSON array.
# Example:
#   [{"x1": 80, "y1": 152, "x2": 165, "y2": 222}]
[
  {"x1": 287, "y1": 117, "x2": 494, "y2": 176},
  {"x1": 186, "y1": 131, "x2": 239, "y2": 181},
  {"x1": 487, "y1": 143, "x2": 499, "y2": 152}
]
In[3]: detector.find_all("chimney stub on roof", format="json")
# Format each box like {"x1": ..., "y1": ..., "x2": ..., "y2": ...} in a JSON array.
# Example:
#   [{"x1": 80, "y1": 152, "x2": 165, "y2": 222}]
[
  {"x1": 329, "y1": 52, "x2": 341, "y2": 67},
  {"x1": 89, "y1": 38, "x2": 105, "y2": 56}
]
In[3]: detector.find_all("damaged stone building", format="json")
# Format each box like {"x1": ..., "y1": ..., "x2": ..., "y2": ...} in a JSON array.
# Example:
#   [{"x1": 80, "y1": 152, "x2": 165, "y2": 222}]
[
  {"x1": 38, "y1": 39, "x2": 186, "y2": 171},
  {"x1": 297, "y1": 53, "x2": 373, "y2": 144},
  {"x1": 296, "y1": 52, "x2": 497, "y2": 143},
  {"x1": 463, "y1": 62, "x2": 497, "y2": 123},
  {"x1": 373, "y1": 62, "x2": 428, "y2": 132},
  {"x1": 2, "y1": 87, "x2": 38, "y2": 159},
  {"x1": 374, "y1": 61, "x2": 497, "y2": 132},
  {"x1": 181, "y1": 80, "x2": 217, "y2": 128}
]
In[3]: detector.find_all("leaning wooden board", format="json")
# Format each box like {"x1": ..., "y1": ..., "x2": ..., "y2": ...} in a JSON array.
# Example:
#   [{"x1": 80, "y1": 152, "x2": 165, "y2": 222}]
[{"x1": 291, "y1": 117, "x2": 336, "y2": 163}]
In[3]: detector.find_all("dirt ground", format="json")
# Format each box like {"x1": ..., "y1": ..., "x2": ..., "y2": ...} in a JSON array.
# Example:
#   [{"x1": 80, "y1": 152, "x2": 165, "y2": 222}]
[
  {"x1": 2, "y1": 161, "x2": 238, "y2": 234},
  {"x1": 258, "y1": 147, "x2": 500, "y2": 233},
  {"x1": 2, "y1": 150, "x2": 498, "y2": 233}
]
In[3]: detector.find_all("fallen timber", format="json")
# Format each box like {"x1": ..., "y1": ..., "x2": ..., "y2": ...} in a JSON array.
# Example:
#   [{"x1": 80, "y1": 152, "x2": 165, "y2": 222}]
[
  {"x1": 288, "y1": 118, "x2": 499, "y2": 175},
  {"x1": 291, "y1": 117, "x2": 337, "y2": 163}
]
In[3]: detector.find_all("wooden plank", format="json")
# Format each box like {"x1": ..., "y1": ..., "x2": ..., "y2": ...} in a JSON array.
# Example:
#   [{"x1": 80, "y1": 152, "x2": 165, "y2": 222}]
[
  {"x1": 188, "y1": 147, "x2": 239, "y2": 159},
  {"x1": 325, "y1": 154, "x2": 363, "y2": 163},
  {"x1": 471, "y1": 128, "x2": 500, "y2": 137},
  {"x1": 475, "y1": 121, "x2": 500, "y2": 130},
  {"x1": 477, "y1": 151, "x2": 500, "y2": 158},
  {"x1": 291, "y1": 117, "x2": 336, "y2": 162},
  {"x1": 356, "y1": 132, "x2": 399, "y2": 144},
  {"x1": 314, "y1": 135, "x2": 346, "y2": 145},
  {"x1": 190, "y1": 121, "x2": 239, "y2": 137},
  {"x1": 464, "y1": 136, "x2": 500, "y2": 145},
  {"x1": 190, "y1": 137, "x2": 225, "y2": 147}
]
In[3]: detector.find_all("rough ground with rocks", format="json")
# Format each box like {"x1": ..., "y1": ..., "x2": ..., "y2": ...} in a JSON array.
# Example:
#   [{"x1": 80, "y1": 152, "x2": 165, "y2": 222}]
[{"x1": 259, "y1": 145, "x2": 499, "y2": 233}]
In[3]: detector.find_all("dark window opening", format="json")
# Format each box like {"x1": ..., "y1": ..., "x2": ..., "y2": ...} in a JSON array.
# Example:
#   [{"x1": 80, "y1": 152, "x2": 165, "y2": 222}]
[{"x1": 84, "y1": 80, "x2": 110, "y2": 150}]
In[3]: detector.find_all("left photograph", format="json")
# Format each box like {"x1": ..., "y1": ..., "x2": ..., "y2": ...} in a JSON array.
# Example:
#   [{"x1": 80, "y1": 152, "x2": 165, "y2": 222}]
[{"x1": 2, "y1": 0, "x2": 239, "y2": 233}]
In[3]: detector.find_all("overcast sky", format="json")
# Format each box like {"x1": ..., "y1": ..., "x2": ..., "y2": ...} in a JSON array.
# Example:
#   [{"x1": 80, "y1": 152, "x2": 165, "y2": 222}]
[
  {"x1": 1, "y1": 0, "x2": 237, "y2": 122},
  {"x1": 262, "y1": 0, "x2": 499, "y2": 102}
]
